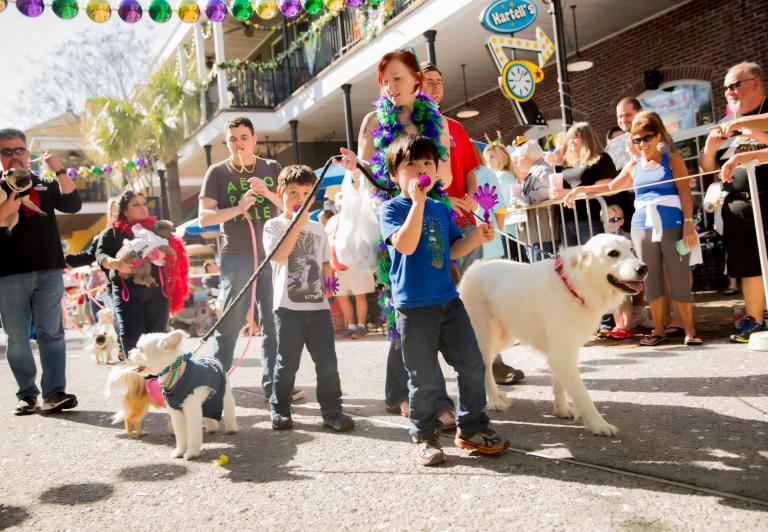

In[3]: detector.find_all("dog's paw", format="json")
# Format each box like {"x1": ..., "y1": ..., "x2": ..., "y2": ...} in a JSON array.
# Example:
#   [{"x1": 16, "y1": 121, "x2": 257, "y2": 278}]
[
  {"x1": 585, "y1": 418, "x2": 619, "y2": 437},
  {"x1": 486, "y1": 396, "x2": 512, "y2": 412},
  {"x1": 183, "y1": 451, "x2": 200, "y2": 461},
  {"x1": 204, "y1": 419, "x2": 218, "y2": 434},
  {"x1": 225, "y1": 424, "x2": 239, "y2": 434},
  {"x1": 553, "y1": 403, "x2": 576, "y2": 419},
  {"x1": 170, "y1": 447, "x2": 185, "y2": 459}
]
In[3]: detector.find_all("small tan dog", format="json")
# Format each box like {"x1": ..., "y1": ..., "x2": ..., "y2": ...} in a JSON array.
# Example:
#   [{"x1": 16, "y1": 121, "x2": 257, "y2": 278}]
[
  {"x1": 0, "y1": 167, "x2": 47, "y2": 233},
  {"x1": 93, "y1": 309, "x2": 117, "y2": 365}
]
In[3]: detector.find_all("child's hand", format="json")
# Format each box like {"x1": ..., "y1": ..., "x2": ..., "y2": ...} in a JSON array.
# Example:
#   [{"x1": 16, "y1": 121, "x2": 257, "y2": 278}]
[
  {"x1": 477, "y1": 223, "x2": 494, "y2": 243},
  {"x1": 295, "y1": 207, "x2": 310, "y2": 229},
  {"x1": 409, "y1": 178, "x2": 426, "y2": 204}
]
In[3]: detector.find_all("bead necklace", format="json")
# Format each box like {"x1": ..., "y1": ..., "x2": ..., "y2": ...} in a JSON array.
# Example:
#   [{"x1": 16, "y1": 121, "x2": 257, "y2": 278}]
[{"x1": 159, "y1": 353, "x2": 191, "y2": 392}]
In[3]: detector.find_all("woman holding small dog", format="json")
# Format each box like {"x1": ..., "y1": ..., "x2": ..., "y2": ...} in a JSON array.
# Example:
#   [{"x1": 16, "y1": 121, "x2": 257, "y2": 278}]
[
  {"x1": 565, "y1": 111, "x2": 702, "y2": 346},
  {"x1": 96, "y1": 190, "x2": 189, "y2": 355}
]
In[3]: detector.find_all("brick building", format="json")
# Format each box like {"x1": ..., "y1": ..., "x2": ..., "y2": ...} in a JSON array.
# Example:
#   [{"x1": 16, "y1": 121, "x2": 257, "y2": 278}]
[{"x1": 451, "y1": 0, "x2": 768, "y2": 157}]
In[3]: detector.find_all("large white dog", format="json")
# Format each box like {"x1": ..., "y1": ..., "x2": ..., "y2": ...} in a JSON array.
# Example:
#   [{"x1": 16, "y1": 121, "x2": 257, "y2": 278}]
[
  {"x1": 128, "y1": 330, "x2": 238, "y2": 459},
  {"x1": 460, "y1": 234, "x2": 647, "y2": 436}
]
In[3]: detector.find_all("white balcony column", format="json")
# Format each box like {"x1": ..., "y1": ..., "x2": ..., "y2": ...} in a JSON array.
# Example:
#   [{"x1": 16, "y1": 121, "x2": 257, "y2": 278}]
[
  {"x1": 194, "y1": 24, "x2": 208, "y2": 122},
  {"x1": 212, "y1": 21, "x2": 230, "y2": 110}
]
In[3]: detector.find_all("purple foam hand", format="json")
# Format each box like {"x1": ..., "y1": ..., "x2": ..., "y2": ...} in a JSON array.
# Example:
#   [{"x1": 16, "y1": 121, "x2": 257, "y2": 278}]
[
  {"x1": 473, "y1": 183, "x2": 499, "y2": 224},
  {"x1": 323, "y1": 275, "x2": 340, "y2": 295}
]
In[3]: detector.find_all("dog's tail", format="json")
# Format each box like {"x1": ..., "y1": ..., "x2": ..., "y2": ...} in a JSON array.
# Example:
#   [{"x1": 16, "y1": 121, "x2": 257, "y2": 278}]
[{"x1": 106, "y1": 366, "x2": 145, "y2": 424}]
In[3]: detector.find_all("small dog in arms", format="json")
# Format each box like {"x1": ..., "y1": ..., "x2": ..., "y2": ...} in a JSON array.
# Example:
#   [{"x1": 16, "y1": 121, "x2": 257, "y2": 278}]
[
  {"x1": 127, "y1": 330, "x2": 238, "y2": 459},
  {"x1": 460, "y1": 234, "x2": 647, "y2": 436},
  {"x1": 0, "y1": 167, "x2": 46, "y2": 233}
]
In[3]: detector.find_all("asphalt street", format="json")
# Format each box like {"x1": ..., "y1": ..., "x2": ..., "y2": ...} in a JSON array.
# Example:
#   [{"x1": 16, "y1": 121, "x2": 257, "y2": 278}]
[{"x1": 1, "y1": 296, "x2": 767, "y2": 530}]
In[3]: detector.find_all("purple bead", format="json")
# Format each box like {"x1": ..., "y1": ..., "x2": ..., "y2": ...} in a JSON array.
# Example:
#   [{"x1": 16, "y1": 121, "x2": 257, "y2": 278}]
[
  {"x1": 102, "y1": 164, "x2": 113, "y2": 174},
  {"x1": 117, "y1": 0, "x2": 142, "y2": 22},
  {"x1": 17, "y1": 0, "x2": 44, "y2": 17},
  {"x1": 66, "y1": 168, "x2": 78, "y2": 179},
  {"x1": 278, "y1": 0, "x2": 301, "y2": 18},
  {"x1": 347, "y1": 0, "x2": 364, "y2": 6},
  {"x1": 205, "y1": 0, "x2": 227, "y2": 21},
  {"x1": 135, "y1": 156, "x2": 146, "y2": 168},
  {"x1": 418, "y1": 174, "x2": 431, "y2": 188}
]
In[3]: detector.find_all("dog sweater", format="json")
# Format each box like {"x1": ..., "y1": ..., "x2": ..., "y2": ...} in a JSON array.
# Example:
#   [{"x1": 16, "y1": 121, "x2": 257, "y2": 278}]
[{"x1": 164, "y1": 357, "x2": 227, "y2": 421}]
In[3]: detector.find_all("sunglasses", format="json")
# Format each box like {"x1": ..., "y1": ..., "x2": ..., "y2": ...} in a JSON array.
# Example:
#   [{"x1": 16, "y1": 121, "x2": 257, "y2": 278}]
[
  {"x1": 608, "y1": 216, "x2": 624, "y2": 223},
  {"x1": 724, "y1": 78, "x2": 756, "y2": 92},
  {"x1": 0, "y1": 147, "x2": 28, "y2": 157},
  {"x1": 631, "y1": 134, "x2": 655, "y2": 145}
]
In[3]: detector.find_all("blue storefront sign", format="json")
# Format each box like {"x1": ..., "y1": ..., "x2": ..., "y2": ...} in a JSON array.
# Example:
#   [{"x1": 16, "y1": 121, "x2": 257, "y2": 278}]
[{"x1": 480, "y1": 0, "x2": 538, "y2": 34}]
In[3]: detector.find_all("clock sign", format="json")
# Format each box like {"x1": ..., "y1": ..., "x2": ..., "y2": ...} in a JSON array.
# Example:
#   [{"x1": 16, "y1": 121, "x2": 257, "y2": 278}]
[{"x1": 500, "y1": 60, "x2": 543, "y2": 102}]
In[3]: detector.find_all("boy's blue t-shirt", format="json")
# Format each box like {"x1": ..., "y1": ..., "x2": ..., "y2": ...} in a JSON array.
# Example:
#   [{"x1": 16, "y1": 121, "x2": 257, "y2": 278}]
[{"x1": 379, "y1": 196, "x2": 463, "y2": 309}]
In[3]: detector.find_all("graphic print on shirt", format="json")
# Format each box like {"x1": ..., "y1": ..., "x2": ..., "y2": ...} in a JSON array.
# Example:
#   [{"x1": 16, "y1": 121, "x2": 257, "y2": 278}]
[
  {"x1": 226, "y1": 175, "x2": 275, "y2": 222},
  {"x1": 424, "y1": 215, "x2": 446, "y2": 269},
  {"x1": 287, "y1": 230, "x2": 323, "y2": 303}
]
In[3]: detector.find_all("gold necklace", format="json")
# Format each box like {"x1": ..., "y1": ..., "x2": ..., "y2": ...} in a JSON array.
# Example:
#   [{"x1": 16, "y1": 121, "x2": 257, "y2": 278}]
[{"x1": 230, "y1": 151, "x2": 256, "y2": 173}]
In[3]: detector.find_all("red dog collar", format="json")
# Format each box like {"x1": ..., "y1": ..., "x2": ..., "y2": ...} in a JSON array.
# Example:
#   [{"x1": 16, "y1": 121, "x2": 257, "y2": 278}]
[{"x1": 554, "y1": 258, "x2": 586, "y2": 306}]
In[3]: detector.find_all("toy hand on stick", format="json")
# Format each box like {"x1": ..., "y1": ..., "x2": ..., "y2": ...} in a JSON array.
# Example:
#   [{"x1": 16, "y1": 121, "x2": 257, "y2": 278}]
[
  {"x1": 323, "y1": 275, "x2": 340, "y2": 297},
  {"x1": 473, "y1": 183, "x2": 499, "y2": 224}
]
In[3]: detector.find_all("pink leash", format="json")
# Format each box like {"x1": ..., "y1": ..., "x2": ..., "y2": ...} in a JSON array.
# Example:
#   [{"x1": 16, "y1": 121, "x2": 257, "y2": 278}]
[{"x1": 227, "y1": 203, "x2": 260, "y2": 377}]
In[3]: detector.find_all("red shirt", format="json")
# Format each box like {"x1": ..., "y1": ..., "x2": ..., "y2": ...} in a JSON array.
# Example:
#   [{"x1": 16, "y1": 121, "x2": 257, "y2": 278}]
[{"x1": 445, "y1": 117, "x2": 479, "y2": 227}]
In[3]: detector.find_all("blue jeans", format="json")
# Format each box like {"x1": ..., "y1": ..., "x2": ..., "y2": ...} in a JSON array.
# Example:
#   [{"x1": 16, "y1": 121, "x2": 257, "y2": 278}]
[
  {"x1": 0, "y1": 270, "x2": 66, "y2": 400},
  {"x1": 270, "y1": 308, "x2": 342, "y2": 417},
  {"x1": 395, "y1": 298, "x2": 489, "y2": 439},
  {"x1": 213, "y1": 254, "x2": 277, "y2": 396},
  {"x1": 111, "y1": 283, "x2": 169, "y2": 355},
  {"x1": 385, "y1": 339, "x2": 453, "y2": 414}
]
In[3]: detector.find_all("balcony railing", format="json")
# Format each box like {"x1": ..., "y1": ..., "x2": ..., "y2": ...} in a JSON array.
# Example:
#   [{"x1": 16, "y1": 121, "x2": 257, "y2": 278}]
[{"x1": 204, "y1": 0, "x2": 420, "y2": 113}]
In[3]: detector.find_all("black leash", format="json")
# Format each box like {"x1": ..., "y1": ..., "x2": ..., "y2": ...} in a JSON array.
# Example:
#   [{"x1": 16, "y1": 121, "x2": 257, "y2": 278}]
[{"x1": 193, "y1": 156, "x2": 380, "y2": 352}]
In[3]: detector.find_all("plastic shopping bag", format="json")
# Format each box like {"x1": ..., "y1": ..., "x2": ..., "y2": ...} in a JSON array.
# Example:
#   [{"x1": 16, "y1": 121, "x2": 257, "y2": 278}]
[{"x1": 334, "y1": 170, "x2": 380, "y2": 273}]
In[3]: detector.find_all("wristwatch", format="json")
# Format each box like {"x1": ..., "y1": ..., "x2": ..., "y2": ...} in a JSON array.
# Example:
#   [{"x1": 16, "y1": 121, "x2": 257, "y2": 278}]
[{"x1": 54, "y1": 168, "x2": 67, "y2": 177}]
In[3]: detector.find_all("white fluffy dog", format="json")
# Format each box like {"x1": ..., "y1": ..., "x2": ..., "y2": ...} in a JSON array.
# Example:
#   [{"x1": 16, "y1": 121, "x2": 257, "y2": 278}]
[
  {"x1": 128, "y1": 330, "x2": 238, "y2": 459},
  {"x1": 460, "y1": 234, "x2": 647, "y2": 436}
]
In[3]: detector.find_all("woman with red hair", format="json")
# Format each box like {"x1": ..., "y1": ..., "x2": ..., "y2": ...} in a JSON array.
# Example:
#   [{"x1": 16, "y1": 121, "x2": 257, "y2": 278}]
[{"x1": 337, "y1": 50, "x2": 456, "y2": 428}]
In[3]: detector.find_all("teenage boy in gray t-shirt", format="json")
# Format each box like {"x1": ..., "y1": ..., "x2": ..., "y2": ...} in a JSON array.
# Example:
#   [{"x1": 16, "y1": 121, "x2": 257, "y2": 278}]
[{"x1": 199, "y1": 116, "x2": 284, "y2": 400}]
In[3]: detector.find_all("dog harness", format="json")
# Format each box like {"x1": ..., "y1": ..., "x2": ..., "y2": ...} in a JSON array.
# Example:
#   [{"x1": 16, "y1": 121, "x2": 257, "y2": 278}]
[
  {"x1": 162, "y1": 355, "x2": 227, "y2": 421},
  {"x1": 554, "y1": 258, "x2": 586, "y2": 306}
]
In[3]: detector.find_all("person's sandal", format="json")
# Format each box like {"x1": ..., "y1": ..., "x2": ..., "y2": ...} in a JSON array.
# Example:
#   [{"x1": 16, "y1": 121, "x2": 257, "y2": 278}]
[
  {"x1": 684, "y1": 335, "x2": 704, "y2": 346},
  {"x1": 609, "y1": 327, "x2": 632, "y2": 340},
  {"x1": 438, "y1": 409, "x2": 456, "y2": 431},
  {"x1": 639, "y1": 334, "x2": 668, "y2": 347}
]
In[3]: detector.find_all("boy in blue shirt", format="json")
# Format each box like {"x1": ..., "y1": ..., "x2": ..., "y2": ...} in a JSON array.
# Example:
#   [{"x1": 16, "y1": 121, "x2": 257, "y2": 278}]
[
  {"x1": 379, "y1": 135, "x2": 509, "y2": 466},
  {"x1": 263, "y1": 165, "x2": 354, "y2": 433}
]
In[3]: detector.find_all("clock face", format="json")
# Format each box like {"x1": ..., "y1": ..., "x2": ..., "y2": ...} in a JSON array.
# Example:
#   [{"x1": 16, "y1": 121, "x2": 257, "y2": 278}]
[{"x1": 501, "y1": 61, "x2": 535, "y2": 102}]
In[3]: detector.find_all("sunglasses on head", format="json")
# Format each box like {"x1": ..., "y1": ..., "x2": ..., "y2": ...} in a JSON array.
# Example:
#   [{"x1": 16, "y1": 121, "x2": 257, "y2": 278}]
[
  {"x1": 631, "y1": 134, "x2": 655, "y2": 145},
  {"x1": 724, "y1": 77, "x2": 756, "y2": 92},
  {"x1": 0, "y1": 148, "x2": 27, "y2": 157},
  {"x1": 608, "y1": 216, "x2": 623, "y2": 223}
]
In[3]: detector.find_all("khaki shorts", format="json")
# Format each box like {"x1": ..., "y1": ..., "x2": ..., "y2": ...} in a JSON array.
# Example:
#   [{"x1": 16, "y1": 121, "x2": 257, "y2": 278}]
[{"x1": 337, "y1": 269, "x2": 375, "y2": 296}]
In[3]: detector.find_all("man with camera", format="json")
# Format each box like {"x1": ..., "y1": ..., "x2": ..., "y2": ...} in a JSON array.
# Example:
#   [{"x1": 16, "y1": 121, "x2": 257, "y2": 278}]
[{"x1": 0, "y1": 128, "x2": 81, "y2": 415}]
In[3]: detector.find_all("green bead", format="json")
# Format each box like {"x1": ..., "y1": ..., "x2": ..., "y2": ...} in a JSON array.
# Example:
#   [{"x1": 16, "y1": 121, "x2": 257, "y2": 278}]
[
  {"x1": 230, "y1": 0, "x2": 252, "y2": 21},
  {"x1": 52, "y1": 0, "x2": 78, "y2": 19},
  {"x1": 368, "y1": 0, "x2": 382, "y2": 4},
  {"x1": 302, "y1": 0, "x2": 322, "y2": 14},
  {"x1": 148, "y1": 0, "x2": 172, "y2": 22},
  {"x1": 91, "y1": 166, "x2": 103, "y2": 175}
]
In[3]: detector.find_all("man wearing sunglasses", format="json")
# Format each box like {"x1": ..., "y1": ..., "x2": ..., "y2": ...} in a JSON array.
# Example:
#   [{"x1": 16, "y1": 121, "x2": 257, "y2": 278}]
[
  {"x1": 0, "y1": 128, "x2": 81, "y2": 415},
  {"x1": 699, "y1": 62, "x2": 768, "y2": 344}
]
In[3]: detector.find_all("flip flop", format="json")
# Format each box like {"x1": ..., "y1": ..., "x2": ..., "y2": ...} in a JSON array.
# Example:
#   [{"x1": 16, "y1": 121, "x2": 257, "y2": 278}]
[
  {"x1": 640, "y1": 334, "x2": 668, "y2": 347},
  {"x1": 685, "y1": 335, "x2": 704, "y2": 346},
  {"x1": 663, "y1": 326, "x2": 685, "y2": 338}
]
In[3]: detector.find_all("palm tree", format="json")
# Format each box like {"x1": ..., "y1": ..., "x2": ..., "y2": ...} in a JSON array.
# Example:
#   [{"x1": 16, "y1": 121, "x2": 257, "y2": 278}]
[
  {"x1": 140, "y1": 64, "x2": 200, "y2": 224},
  {"x1": 82, "y1": 62, "x2": 200, "y2": 223}
]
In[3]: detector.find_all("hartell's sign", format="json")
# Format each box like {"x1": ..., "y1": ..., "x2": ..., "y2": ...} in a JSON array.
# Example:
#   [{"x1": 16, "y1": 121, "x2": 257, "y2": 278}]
[{"x1": 480, "y1": 0, "x2": 538, "y2": 34}]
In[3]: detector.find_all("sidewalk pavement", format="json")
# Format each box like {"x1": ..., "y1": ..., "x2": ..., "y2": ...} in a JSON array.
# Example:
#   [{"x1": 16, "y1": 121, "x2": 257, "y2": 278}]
[{"x1": 0, "y1": 293, "x2": 767, "y2": 530}]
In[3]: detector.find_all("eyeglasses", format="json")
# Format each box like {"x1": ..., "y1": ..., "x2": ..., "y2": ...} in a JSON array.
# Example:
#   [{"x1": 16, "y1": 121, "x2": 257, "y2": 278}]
[
  {"x1": 724, "y1": 78, "x2": 757, "y2": 92},
  {"x1": 0, "y1": 147, "x2": 27, "y2": 157},
  {"x1": 608, "y1": 216, "x2": 624, "y2": 223},
  {"x1": 631, "y1": 134, "x2": 655, "y2": 145}
]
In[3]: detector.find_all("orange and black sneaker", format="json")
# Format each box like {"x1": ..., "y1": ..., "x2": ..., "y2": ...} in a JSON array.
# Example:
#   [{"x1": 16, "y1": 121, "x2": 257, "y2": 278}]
[{"x1": 455, "y1": 428, "x2": 509, "y2": 455}]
